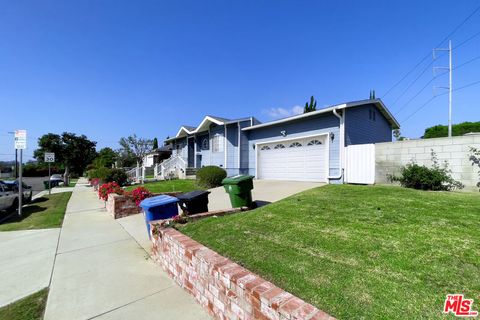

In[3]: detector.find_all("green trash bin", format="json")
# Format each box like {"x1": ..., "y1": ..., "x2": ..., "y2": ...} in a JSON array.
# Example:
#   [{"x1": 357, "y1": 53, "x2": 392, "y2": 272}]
[
  {"x1": 43, "y1": 181, "x2": 50, "y2": 190},
  {"x1": 222, "y1": 175, "x2": 255, "y2": 208}
]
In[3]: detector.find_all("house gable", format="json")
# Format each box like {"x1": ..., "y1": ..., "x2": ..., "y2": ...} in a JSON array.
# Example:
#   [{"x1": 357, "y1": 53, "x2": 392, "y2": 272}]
[{"x1": 344, "y1": 104, "x2": 393, "y2": 146}]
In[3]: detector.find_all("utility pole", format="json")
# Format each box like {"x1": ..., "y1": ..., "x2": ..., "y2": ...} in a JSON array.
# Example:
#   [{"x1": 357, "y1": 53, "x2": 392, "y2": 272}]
[{"x1": 433, "y1": 40, "x2": 453, "y2": 137}]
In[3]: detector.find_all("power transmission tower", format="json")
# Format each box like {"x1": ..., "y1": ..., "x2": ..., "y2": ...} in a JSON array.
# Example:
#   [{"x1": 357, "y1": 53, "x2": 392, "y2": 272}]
[{"x1": 433, "y1": 40, "x2": 453, "y2": 137}]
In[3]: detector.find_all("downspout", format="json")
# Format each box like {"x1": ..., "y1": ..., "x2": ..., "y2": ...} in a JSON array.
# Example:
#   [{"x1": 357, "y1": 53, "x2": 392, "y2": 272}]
[{"x1": 328, "y1": 108, "x2": 344, "y2": 181}]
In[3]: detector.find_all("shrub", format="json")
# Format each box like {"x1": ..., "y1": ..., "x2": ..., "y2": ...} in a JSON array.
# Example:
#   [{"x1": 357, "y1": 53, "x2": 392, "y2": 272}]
[
  {"x1": 98, "y1": 182, "x2": 124, "y2": 201},
  {"x1": 389, "y1": 150, "x2": 464, "y2": 191},
  {"x1": 87, "y1": 167, "x2": 111, "y2": 182},
  {"x1": 105, "y1": 168, "x2": 129, "y2": 186},
  {"x1": 130, "y1": 187, "x2": 153, "y2": 207},
  {"x1": 469, "y1": 147, "x2": 480, "y2": 191},
  {"x1": 196, "y1": 166, "x2": 227, "y2": 188}
]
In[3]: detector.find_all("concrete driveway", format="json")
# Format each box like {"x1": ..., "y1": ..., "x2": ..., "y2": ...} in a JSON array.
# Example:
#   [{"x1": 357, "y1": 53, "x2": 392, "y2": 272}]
[{"x1": 208, "y1": 179, "x2": 325, "y2": 211}]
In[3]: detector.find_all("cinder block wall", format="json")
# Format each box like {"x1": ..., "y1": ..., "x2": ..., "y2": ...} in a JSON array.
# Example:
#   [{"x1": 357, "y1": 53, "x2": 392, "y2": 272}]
[{"x1": 375, "y1": 135, "x2": 480, "y2": 190}]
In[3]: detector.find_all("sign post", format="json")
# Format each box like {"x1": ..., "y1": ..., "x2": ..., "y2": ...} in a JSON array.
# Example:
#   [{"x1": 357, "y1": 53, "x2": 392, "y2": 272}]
[
  {"x1": 44, "y1": 152, "x2": 55, "y2": 195},
  {"x1": 14, "y1": 130, "x2": 27, "y2": 217}
]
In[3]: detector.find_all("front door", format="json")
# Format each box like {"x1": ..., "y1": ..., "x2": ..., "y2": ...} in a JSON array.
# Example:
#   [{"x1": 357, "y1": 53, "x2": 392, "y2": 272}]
[{"x1": 187, "y1": 137, "x2": 195, "y2": 167}]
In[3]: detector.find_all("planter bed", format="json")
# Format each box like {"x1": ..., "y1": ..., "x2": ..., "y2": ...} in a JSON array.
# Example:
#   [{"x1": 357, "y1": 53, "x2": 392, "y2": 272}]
[
  {"x1": 150, "y1": 222, "x2": 332, "y2": 320},
  {"x1": 106, "y1": 192, "x2": 183, "y2": 219}
]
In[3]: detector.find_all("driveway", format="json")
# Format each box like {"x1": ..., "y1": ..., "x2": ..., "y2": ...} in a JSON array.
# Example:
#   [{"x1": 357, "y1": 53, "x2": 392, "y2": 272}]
[
  {"x1": 207, "y1": 179, "x2": 325, "y2": 211},
  {"x1": 118, "y1": 180, "x2": 324, "y2": 251}
]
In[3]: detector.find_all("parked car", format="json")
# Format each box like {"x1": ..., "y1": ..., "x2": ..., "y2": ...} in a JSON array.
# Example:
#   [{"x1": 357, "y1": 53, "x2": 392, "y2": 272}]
[
  {"x1": 0, "y1": 182, "x2": 17, "y2": 213},
  {"x1": 0, "y1": 180, "x2": 33, "y2": 208},
  {"x1": 50, "y1": 174, "x2": 63, "y2": 182}
]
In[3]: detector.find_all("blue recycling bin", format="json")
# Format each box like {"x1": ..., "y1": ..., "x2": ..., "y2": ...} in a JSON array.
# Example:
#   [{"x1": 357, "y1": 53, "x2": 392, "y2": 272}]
[{"x1": 139, "y1": 195, "x2": 179, "y2": 238}]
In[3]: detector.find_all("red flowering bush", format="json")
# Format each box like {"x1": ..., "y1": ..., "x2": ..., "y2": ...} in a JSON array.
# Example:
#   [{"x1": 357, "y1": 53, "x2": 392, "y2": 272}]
[
  {"x1": 130, "y1": 187, "x2": 153, "y2": 207},
  {"x1": 98, "y1": 182, "x2": 124, "y2": 201}
]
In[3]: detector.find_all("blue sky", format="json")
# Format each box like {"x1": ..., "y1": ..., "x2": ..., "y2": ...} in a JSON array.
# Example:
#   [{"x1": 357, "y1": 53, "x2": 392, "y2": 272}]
[{"x1": 0, "y1": 0, "x2": 479, "y2": 161}]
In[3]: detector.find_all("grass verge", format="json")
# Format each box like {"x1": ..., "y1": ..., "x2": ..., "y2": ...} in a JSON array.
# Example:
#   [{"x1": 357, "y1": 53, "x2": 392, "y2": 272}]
[
  {"x1": 0, "y1": 288, "x2": 48, "y2": 320},
  {"x1": 180, "y1": 185, "x2": 480, "y2": 319},
  {"x1": 0, "y1": 192, "x2": 72, "y2": 231}
]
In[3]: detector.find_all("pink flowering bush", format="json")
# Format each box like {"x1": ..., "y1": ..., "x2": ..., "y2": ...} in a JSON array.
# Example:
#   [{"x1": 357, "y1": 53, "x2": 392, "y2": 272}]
[
  {"x1": 130, "y1": 187, "x2": 153, "y2": 207},
  {"x1": 98, "y1": 182, "x2": 124, "y2": 201}
]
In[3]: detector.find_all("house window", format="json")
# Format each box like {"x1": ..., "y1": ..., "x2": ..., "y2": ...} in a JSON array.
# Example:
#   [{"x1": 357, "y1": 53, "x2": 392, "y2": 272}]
[
  {"x1": 274, "y1": 144, "x2": 285, "y2": 149},
  {"x1": 202, "y1": 138, "x2": 209, "y2": 150},
  {"x1": 212, "y1": 134, "x2": 223, "y2": 153},
  {"x1": 307, "y1": 140, "x2": 322, "y2": 146},
  {"x1": 260, "y1": 145, "x2": 271, "y2": 150},
  {"x1": 289, "y1": 142, "x2": 302, "y2": 148}
]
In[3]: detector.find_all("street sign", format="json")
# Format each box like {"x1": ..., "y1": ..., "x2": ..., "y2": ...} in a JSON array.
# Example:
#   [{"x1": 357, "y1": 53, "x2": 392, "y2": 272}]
[
  {"x1": 44, "y1": 152, "x2": 55, "y2": 163},
  {"x1": 14, "y1": 130, "x2": 27, "y2": 150}
]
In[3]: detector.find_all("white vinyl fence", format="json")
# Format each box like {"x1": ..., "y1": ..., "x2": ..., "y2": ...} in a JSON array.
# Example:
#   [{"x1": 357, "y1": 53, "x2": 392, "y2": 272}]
[{"x1": 345, "y1": 144, "x2": 376, "y2": 184}]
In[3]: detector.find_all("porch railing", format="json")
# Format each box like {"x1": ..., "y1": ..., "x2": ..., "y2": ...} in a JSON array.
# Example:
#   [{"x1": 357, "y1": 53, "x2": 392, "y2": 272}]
[{"x1": 155, "y1": 155, "x2": 186, "y2": 180}]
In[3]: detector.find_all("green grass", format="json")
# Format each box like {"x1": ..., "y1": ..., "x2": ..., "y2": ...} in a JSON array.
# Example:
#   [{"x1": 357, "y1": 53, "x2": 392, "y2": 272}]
[
  {"x1": 0, "y1": 288, "x2": 48, "y2": 320},
  {"x1": 0, "y1": 192, "x2": 72, "y2": 231},
  {"x1": 125, "y1": 179, "x2": 204, "y2": 193},
  {"x1": 180, "y1": 185, "x2": 480, "y2": 319}
]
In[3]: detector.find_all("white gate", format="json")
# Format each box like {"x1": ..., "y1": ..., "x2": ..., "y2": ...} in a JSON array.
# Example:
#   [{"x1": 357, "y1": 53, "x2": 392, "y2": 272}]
[{"x1": 345, "y1": 144, "x2": 375, "y2": 184}]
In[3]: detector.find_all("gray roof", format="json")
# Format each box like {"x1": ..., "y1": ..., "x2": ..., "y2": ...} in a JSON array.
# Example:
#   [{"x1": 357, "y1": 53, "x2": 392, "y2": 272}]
[{"x1": 243, "y1": 99, "x2": 399, "y2": 131}]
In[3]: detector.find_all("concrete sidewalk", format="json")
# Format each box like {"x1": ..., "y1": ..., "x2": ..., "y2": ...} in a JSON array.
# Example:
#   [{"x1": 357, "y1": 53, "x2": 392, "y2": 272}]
[{"x1": 44, "y1": 178, "x2": 209, "y2": 320}]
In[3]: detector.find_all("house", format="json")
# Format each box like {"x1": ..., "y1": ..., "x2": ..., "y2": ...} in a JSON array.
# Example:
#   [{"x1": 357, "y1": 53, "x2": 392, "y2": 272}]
[{"x1": 164, "y1": 99, "x2": 400, "y2": 183}]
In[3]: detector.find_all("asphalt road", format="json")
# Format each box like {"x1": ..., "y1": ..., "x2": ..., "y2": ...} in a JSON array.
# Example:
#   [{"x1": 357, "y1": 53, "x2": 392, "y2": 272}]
[{"x1": 21, "y1": 177, "x2": 49, "y2": 196}]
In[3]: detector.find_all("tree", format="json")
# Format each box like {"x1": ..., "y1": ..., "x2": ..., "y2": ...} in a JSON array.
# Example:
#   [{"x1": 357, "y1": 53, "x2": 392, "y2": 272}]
[
  {"x1": 118, "y1": 134, "x2": 153, "y2": 167},
  {"x1": 393, "y1": 129, "x2": 407, "y2": 141},
  {"x1": 304, "y1": 96, "x2": 317, "y2": 113},
  {"x1": 95, "y1": 147, "x2": 117, "y2": 168},
  {"x1": 422, "y1": 121, "x2": 480, "y2": 139},
  {"x1": 152, "y1": 137, "x2": 159, "y2": 150},
  {"x1": 34, "y1": 132, "x2": 97, "y2": 182}
]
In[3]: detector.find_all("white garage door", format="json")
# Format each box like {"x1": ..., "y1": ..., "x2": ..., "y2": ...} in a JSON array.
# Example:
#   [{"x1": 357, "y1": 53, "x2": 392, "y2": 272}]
[{"x1": 257, "y1": 135, "x2": 327, "y2": 182}]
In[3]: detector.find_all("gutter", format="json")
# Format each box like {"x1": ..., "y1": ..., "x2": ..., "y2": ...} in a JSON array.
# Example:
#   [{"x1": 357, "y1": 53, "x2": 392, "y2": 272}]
[{"x1": 328, "y1": 108, "x2": 344, "y2": 180}]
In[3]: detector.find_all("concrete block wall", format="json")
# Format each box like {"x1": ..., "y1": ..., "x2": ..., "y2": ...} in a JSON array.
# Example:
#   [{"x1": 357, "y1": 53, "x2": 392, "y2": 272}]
[
  {"x1": 150, "y1": 226, "x2": 334, "y2": 320},
  {"x1": 375, "y1": 135, "x2": 480, "y2": 190}
]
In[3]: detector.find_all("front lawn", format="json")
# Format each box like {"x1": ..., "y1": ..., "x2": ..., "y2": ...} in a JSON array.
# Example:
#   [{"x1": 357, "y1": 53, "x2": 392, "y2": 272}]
[
  {"x1": 0, "y1": 288, "x2": 48, "y2": 320},
  {"x1": 180, "y1": 185, "x2": 480, "y2": 319},
  {"x1": 125, "y1": 179, "x2": 204, "y2": 193},
  {"x1": 0, "y1": 192, "x2": 72, "y2": 231}
]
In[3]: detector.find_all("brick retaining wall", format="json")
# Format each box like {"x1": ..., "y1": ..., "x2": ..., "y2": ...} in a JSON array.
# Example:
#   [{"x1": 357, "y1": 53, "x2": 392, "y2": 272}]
[
  {"x1": 106, "y1": 193, "x2": 140, "y2": 219},
  {"x1": 150, "y1": 225, "x2": 334, "y2": 320}
]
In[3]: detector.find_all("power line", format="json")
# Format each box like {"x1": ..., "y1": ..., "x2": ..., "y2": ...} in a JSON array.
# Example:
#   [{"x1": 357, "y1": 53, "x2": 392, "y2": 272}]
[
  {"x1": 453, "y1": 30, "x2": 480, "y2": 49},
  {"x1": 454, "y1": 54, "x2": 480, "y2": 70},
  {"x1": 382, "y1": 4, "x2": 480, "y2": 98},
  {"x1": 391, "y1": 60, "x2": 434, "y2": 106},
  {"x1": 401, "y1": 79, "x2": 480, "y2": 124},
  {"x1": 394, "y1": 70, "x2": 448, "y2": 116}
]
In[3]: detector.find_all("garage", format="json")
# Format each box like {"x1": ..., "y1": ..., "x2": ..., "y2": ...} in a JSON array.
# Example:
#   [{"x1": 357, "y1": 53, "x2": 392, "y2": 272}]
[{"x1": 256, "y1": 134, "x2": 328, "y2": 182}]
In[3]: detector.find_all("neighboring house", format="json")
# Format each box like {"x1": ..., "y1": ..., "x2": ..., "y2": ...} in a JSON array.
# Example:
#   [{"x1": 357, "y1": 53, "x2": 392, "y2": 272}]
[
  {"x1": 142, "y1": 145, "x2": 172, "y2": 167},
  {"x1": 165, "y1": 99, "x2": 399, "y2": 183}
]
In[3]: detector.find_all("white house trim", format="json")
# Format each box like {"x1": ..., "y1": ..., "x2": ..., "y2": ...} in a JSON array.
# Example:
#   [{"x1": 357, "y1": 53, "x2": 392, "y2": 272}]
[
  {"x1": 237, "y1": 122, "x2": 241, "y2": 170},
  {"x1": 254, "y1": 132, "x2": 330, "y2": 183},
  {"x1": 224, "y1": 125, "x2": 227, "y2": 168}
]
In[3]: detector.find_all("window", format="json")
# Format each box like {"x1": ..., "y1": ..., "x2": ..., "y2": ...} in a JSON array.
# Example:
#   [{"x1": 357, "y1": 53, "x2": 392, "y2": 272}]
[
  {"x1": 289, "y1": 142, "x2": 302, "y2": 148},
  {"x1": 212, "y1": 134, "x2": 223, "y2": 153},
  {"x1": 274, "y1": 144, "x2": 285, "y2": 149},
  {"x1": 307, "y1": 140, "x2": 322, "y2": 146},
  {"x1": 201, "y1": 138, "x2": 209, "y2": 150},
  {"x1": 369, "y1": 109, "x2": 376, "y2": 121},
  {"x1": 260, "y1": 145, "x2": 271, "y2": 150}
]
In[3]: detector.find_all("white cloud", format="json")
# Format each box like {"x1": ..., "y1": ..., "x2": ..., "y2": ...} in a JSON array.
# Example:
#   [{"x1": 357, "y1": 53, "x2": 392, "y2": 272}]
[{"x1": 263, "y1": 105, "x2": 303, "y2": 119}]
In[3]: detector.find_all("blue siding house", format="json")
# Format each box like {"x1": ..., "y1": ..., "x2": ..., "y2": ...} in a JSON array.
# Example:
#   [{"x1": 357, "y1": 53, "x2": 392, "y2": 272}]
[{"x1": 164, "y1": 99, "x2": 399, "y2": 183}]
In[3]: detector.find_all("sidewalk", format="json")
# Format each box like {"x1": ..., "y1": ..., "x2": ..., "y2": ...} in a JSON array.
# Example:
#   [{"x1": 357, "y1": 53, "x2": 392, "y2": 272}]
[{"x1": 44, "y1": 178, "x2": 209, "y2": 320}]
